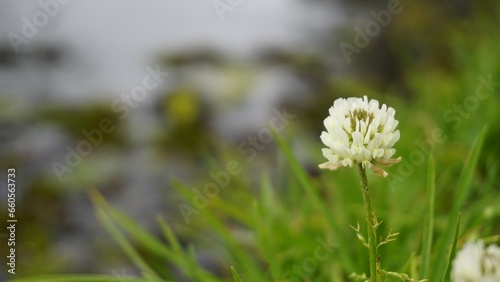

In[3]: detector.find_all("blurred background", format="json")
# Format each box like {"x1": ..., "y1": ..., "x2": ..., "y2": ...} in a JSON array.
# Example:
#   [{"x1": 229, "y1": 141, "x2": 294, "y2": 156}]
[{"x1": 0, "y1": 0, "x2": 499, "y2": 280}]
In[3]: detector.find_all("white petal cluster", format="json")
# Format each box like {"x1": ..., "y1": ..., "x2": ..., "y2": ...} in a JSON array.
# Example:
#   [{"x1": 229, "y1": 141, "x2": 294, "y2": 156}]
[
  {"x1": 452, "y1": 240, "x2": 500, "y2": 282},
  {"x1": 319, "y1": 96, "x2": 401, "y2": 177}
]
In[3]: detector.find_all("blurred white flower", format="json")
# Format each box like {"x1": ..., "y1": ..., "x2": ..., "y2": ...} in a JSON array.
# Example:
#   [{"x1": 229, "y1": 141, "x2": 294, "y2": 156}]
[
  {"x1": 319, "y1": 96, "x2": 401, "y2": 177},
  {"x1": 452, "y1": 240, "x2": 500, "y2": 282}
]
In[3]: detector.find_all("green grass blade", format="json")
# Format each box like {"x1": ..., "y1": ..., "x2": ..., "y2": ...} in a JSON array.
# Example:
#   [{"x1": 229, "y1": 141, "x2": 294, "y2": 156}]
[
  {"x1": 156, "y1": 216, "x2": 220, "y2": 282},
  {"x1": 157, "y1": 215, "x2": 182, "y2": 253},
  {"x1": 431, "y1": 125, "x2": 487, "y2": 281},
  {"x1": 170, "y1": 176, "x2": 253, "y2": 228},
  {"x1": 442, "y1": 213, "x2": 461, "y2": 282},
  {"x1": 170, "y1": 180, "x2": 266, "y2": 281},
  {"x1": 231, "y1": 266, "x2": 243, "y2": 282},
  {"x1": 90, "y1": 190, "x2": 178, "y2": 260},
  {"x1": 449, "y1": 126, "x2": 487, "y2": 229},
  {"x1": 252, "y1": 176, "x2": 283, "y2": 280},
  {"x1": 273, "y1": 131, "x2": 355, "y2": 272},
  {"x1": 252, "y1": 201, "x2": 279, "y2": 280},
  {"x1": 90, "y1": 190, "x2": 218, "y2": 281},
  {"x1": 186, "y1": 244, "x2": 206, "y2": 282},
  {"x1": 199, "y1": 209, "x2": 266, "y2": 281},
  {"x1": 419, "y1": 155, "x2": 435, "y2": 279}
]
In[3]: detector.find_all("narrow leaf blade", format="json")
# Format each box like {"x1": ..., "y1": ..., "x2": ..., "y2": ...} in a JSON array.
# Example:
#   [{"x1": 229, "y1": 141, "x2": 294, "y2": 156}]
[
  {"x1": 419, "y1": 155, "x2": 435, "y2": 279},
  {"x1": 442, "y1": 213, "x2": 461, "y2": 282}
]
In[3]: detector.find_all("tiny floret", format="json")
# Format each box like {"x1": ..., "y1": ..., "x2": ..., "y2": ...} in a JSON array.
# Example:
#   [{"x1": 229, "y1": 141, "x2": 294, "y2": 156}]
[
  {"x1": 452, "y1": 240, "x2": 500, "y2": 282},
  {"x1": 319, "y1": 96, "x2": 401, "y2": 177}
]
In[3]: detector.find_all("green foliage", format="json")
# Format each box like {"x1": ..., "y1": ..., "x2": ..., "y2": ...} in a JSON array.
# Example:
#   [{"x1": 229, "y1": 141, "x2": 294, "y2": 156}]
[
  {"x1": 418, "y1": 155, "x2": 435, "y2": 279},
  {"x1": 230, "y1": 266, "x2": 243, "y2": 282},
  {"x1": 442, "y1": 214, "x2": 461, "y2": 282},
  {"x1": 431, "y1": 126, "x2": 487, "y2": 281}
]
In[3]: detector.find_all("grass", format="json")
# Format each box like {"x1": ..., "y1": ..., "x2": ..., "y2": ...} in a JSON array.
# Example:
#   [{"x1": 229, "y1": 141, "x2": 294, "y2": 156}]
[{"x1": 8, "y1": 121, "x2": 497, "y2": 281}]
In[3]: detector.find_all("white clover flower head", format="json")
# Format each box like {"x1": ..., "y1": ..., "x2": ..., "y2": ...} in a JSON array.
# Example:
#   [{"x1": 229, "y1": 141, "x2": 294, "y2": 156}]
[
  {"x1": 319, "y1": 96, "x2": 401, "y2": 177},
  {"x1": 452, "y1": 240, "x2": 500, "y2": 282}
]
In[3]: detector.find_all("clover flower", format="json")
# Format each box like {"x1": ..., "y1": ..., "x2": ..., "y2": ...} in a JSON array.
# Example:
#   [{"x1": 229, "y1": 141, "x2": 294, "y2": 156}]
[
  {"x1": 319, "y1": 96, "x2": 401, "y2": 177},
  {"x1": 452, "y1": 240, "x2": 500, "y2": 282}
]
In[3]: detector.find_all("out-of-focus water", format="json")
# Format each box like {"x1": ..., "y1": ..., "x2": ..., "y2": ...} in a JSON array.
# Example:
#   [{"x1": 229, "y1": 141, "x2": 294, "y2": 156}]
[{"x1": 0, "y1": 0, "x2": 342, "y2": 102}]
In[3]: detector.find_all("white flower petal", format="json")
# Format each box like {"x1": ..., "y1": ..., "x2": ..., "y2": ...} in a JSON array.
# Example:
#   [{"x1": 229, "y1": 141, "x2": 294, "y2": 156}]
[
  {"x1": 342, "y1": 158, "x2": 354, "y2": 167},
  {"x1": 335, "y1": 126, "x2": 349, "y2": 146},
  {"x1": 452, "y1": 240, "x2": 500, "y2": 282},
  {"x1": 323, "y1": 116, "x2": 334, "y2": 132},
  {"x1": 364, "y1": 124, "x2": 373, "y2": 144},
  {"x1": 320, "y1": 131, "x2": 333, "y2": 147},
  {"x1": 352, "y1": 131, "x2": 364, "y2": 148}
]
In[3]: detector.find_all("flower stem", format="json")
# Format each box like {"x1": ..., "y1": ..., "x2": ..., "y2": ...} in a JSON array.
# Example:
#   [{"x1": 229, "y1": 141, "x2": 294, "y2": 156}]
[{"x1": 358, "y1": 164, "x2": 379, "y2": 282}]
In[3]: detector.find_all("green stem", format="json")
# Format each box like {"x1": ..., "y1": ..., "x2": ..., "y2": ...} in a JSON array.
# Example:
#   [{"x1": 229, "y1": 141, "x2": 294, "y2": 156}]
[{"x1": 358, "y1": 164, "x2": 379, "y2": 282}]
